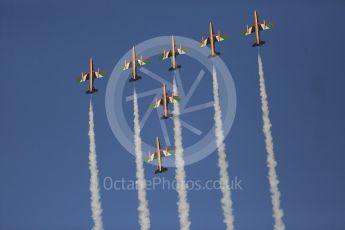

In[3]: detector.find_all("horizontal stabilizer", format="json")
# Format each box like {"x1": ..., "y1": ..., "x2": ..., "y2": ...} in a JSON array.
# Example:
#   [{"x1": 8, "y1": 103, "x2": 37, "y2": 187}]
[
  {"x1": 129, "y1": 76, "x2": 142, "y2": 82},
  {"x1": 86, "y1": 88, "x2": 98, "y2": 94},
  {"x1": 161, "y1": 113, "x2": 173, "y2": 119},
  {"x1": 252, "y1": 40, "x2": 266, "y2": 47},
  {"x1": 209, "y1": 51, "x2": 221, "y2": 58},
  {"x1": 155, "y1": 167, "x2": 168, "y2": 174},
  {"x1": 168, "y1": 65, "x2": 181, "y2": 71}
]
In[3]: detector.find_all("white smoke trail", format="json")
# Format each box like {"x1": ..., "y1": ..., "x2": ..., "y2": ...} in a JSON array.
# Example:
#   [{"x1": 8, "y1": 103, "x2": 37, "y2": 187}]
[
  {"x1": 133, "y1": 90, "x2": 151, "y2": 230},
  {"x1": 88, "y1": 99, "x2": 104, "y2": 230},
  {"x1": 212, "y1": 66, "x2": 235, "y2": 230},
  {"x1": 257, "y1": 52, "x2": 285, "y2": 230},
  {"x1": 172, "y1": 78, "x2": 191, "y2": 230}
]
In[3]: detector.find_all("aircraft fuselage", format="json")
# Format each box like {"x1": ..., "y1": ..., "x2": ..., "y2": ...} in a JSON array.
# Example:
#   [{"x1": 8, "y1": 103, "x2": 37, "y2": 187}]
[
  {"x1": 209, "y1": 22, "x2": 215, "y2": 56},
  {"x1": 162, "y1": 83, "x2": 168, "y2": 118},
  {"x1": 171, "y1": 36, "x2": 176, "y2": 69},
  {"x1": 254, "y1": 10, "x2": 261, "y2": 46},
  {"x1": 86, "y1": 58, "x2": 98, "y2": 94},
  {"x1": 131, "y1": 47, "x2": 137, "y2": 80},
  {"x1": 156, "y1": 137, "x2": 162, "y2": 172},
  {"x1": 89, "y1": 58, "x2": 93, "y2": 93}
]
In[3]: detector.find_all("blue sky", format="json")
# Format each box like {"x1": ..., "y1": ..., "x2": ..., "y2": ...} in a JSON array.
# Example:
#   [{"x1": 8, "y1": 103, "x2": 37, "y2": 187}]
[{"x1": 0, "y1": 0, "x2": 344, "y2": 229}]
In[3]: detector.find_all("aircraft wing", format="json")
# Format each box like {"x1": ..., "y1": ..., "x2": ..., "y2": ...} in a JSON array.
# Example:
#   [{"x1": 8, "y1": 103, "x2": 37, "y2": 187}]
[
  {"x1": 168, "y1": 95, "x2": 181, "y2": 104},
  {"x1": 200, "y1": 37, "x2": 210, "y2": 47},
  {"x1": 94, "y1": 70, "x2": 106, "y2": 79},
  {"x1": 242, "y1": 26, "x2": 254, "y2": 36},
  {"x1": 161, "y1": 47, "x2": 187, "y2": 60},
  {"x1": 137, "y1": 57, "x2": 149, "y2": 66},
  {"x1": 122, "y1": 60, "x2": 132, "y2": 70},
  {"x1": 214, "y1": 33, "x2": 227, "y2": 42},
  {"x1": 161, "y1": 148, "x2": 175, "y2": 157},
  {"x1": 176, "y1": 47, "x2": 187, "y2": 55},
  {"x1": 144, "y1": 152, "x2": 157, "y2": 162},
  {"x1": 259, "y1": 22, "x2": 273, "y2": 31},
  {"x1": 150, "y1": 99, "x2": 163, "y2": 109},
  {"x1": 242, "y1": 22, "x2": 272, "y2": 36},
  {"x1": 78, "y1": 73, "x2": 89, "y2": 83},
  {"x1": 160, "y1": 50, "x2": 172, "y2": 60},
  {"x1": 144, "y1": 148, "x2": 175, "y2": 162}
]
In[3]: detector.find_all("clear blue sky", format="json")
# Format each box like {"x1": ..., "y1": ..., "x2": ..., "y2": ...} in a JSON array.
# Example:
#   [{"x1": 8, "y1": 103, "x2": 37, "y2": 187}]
[{"x1": 0, "y1": 0, "x2": 344, "y2": 229}]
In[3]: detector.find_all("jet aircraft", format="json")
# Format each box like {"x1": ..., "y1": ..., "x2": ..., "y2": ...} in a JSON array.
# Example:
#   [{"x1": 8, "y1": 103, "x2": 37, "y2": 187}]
[
  {"x1": 122, "y1": 46, "x2": 149, "y2": 82},
  {"x1": 145, "y1": 137, "x2": 175, "y2": 174},
  {"x1": 242, "y1": 10, "x2": 273, "y2": 47},
  {"x1": 200, "y1": 22, "x2": 227, "y2": 57},
  {"x1": 78, "y1": 58, "x2": 105, "y2": 94},
  {"x1": 161, "y1": 35, "x2": 187, "y2": 71},
  {"x1": 151, "y1": 83, "x2": 180, "y2": 119}
]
